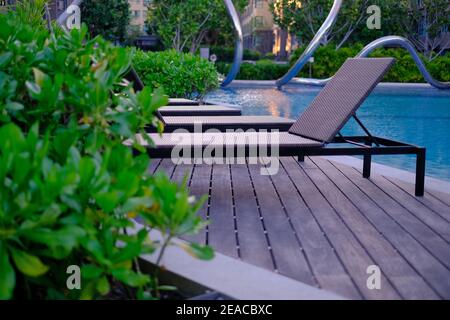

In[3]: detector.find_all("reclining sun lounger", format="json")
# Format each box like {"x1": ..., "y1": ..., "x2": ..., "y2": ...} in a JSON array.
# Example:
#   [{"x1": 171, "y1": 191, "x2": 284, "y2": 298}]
[
  {"x1": 158, "y1": 105, "x2": 241, "y2": 117},
  {"x1": 153, "y1": 115, "x2": 295, "y2": 132},
  {"x1": 167, "y1": 98, "x2": 202, "y2": 106},
  {"x1": 131, "y1": 58, "x2": 426, "y2": 196}
]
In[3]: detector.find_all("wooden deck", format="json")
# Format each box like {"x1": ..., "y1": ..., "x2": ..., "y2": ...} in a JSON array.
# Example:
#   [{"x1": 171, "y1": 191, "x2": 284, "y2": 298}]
[{"x1": 149, "y1": 156, "x2": 450, "y2": 300}]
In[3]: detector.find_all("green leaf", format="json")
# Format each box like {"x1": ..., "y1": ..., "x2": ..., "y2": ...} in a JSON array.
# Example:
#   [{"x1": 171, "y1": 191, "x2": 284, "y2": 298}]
[
  {"x1": 5, "y1": 102, "x2": 24, "y2": 112},
  {"x1": 11, "y1": 248, "x2": 49, "y2": 277},
  {"x1": 182, "y1": 243, "x2": 214, "y2": 260},
  {"x1": 0, "y1": 242, "x2": 15, "y2": 299},
  {"x1": 0, "y1": 123, "x2": 25, "y2": 149},
  {"x1": 158, "y1": 285, "x2": 177, "y2": 291},
  {"x1": 81, "y1": 264, "x2": 103, "y2": 280},
  {"x1": 0, "y1": 52, "x2": 12, "y2": 68},
  {"x1": 96, "y1": 276, "x2": 110, "y2": 295},
  {"x1": 32, "y1": 68, "x2": 47, "y2": 86},
  {"x1": 95, "y1": 191, "x2": 120, "y2": 213},
  {"x1": 80, "y1": 280, "x2": 96, "y2": 300},
  {"x1": 111, "y1": 269, "x2": 150, "y2": 287}
]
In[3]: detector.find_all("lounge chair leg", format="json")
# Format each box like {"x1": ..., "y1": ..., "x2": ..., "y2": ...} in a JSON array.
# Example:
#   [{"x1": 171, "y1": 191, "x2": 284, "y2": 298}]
[
  {"x1": 363, "y1": 154, "x2": 371, "y2": 178},
  {"x1": 298, "y1": 155, "x2": 305, "y2": 162},
  {"x1": 415, "y1": 148, "x2": 426, "y2": 197}
]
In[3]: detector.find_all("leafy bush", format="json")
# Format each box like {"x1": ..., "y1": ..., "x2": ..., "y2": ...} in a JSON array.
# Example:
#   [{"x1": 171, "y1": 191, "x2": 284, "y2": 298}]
[
  {"x1": 0, "y1": 12, "x2": 211, "y2": 300},
  {"x1": 262, "y1": 52, "x2": 276, "y2": 60},
  {"x1": 216, "y1": 60, "x2": 290, "y2": 80},
  {"x1": 243, "y1": 48, "x2": 262, "y2": 61},
  {"x1": 133, "y1": 50, "x2": 219, "y2": 100},
  {"x1": 217, "y1": 44, "x2": 450, "y2": 82},
  {"x1": 209, "y1": 46, "x2": 235, "y2": 63},
  {"x1": 289, "y1": 45, "x2": 450, "y2": 83}
]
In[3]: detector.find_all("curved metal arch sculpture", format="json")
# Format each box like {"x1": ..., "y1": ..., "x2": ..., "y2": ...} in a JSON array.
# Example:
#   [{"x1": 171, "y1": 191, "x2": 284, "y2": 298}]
[
  {"x1": 290, "y1": 36, "x2": 450, "y2": 90},
  {"x1": 275, "y1": 0, "x2": 342, "y2": 88},
  {"x1": 277, "y1": 0, "x2": 449, "y2": 90},
  {"x1": 221, "y1": 0, "x2": 244, "y2": 87}
]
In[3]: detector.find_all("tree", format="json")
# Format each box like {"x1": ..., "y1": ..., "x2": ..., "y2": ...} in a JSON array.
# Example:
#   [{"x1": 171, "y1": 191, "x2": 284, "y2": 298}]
[
  {"x1": 13, "y1": 0, "x2": 48, "y2": 30},
  {"x1": 81, "y1": 0, "x2": 130, "y2": 42},
  {"x1": 270, "y1": 0, "x2": 407, "y2": 49},
  {"x1": 402, "y1": 0, "x2": 449, "y2": 61},
  {"x1": 147, "y1": 0, "x2": 248, "y2": 53}
]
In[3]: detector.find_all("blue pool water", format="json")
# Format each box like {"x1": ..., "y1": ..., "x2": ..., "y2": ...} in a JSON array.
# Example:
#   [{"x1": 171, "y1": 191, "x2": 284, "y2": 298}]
[{"x1": 207, "y1": 85, "x2": 450, "y2": 181}]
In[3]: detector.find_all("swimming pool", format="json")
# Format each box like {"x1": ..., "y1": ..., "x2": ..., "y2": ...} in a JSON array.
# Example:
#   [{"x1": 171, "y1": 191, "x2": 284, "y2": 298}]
[{"x1": 207, "y1": 85, "x2": 450, "y2": 181}]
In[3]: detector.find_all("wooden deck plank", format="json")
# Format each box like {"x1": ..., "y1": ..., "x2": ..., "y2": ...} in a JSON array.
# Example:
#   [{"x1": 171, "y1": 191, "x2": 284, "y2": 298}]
[
  {"x1": 427, "y1": 189, "x2": 450, "y2": 208},
  {"x1": 184, "y1": 164, "x2": 211, "y2": 244},
  {"x1": 331, "y1": 162, "x2": 450, "y2": 269},
  {"x1": 170, "y1": 164, "x2": 197, "y2": 243},
  {"x1": 171, "y1": 163, "x2": 194, "y2": 185},
  {"x1": 297, "y1": 157, "x2": 400, "y2": 299},
  {"x1": 150, "y1": 156, "x2": 450, "y2": 300},
  {"x1": 208, "y1": 165, "x2": 239, "y2": 258},
  {"x1": 331, "y1": 160, "x2": 450, "y2": 298},
  {"x1": 383, "y1": 177, "x2": 450, "y2": 222},
  {"x1": 155, "y1": 159, "x2": 176, "y2": 177},
  {"x1": 346, "y1": 166, "x2": 450, "y2": 269},
  {"x1": 148, "y1": 158, "x2": 162, "y2": 174},
  {"x1": 268, "y1": 161, "x2": 362, "y2": 299},
  {"x1": 361, "y1": 174, "x2": 450, "y2": 243},
  {"x1": 230, "y1": 164, "x2": 275, "y2": 270},
  {"x1": 311, "y1": 157, "x2": 440, "y2": 299},
  {"x1": 280, "y1": 157, "x2": 390, "y2": 299},
  {"x1": 247, "y1": 163, "x2": 316, "y2": 286}
]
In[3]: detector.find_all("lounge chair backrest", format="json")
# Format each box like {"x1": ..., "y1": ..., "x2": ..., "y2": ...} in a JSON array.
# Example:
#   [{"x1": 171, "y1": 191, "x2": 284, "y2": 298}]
[{"x1": 288, "y1": 58, "x2": 395, "y2": 143}]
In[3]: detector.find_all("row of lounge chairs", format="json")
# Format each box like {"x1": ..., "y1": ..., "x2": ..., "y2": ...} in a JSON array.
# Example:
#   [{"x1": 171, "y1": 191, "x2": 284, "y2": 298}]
[{"x1": 129, "y1": 58, "x2": 427, "y2": 196}]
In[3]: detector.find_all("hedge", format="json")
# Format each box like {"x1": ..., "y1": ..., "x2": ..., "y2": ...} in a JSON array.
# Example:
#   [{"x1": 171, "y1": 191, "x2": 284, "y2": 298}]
[
  {"x1": 216, "y1": 45, "x2": 450, "y2": 83},
  {"x1": 216, "y1": 60, "x2": 290, "y2": 80},
  {"x1": 209, "y1": 46, "x2": 262, "y2": 62},
  {"x1": 133, "y1": 50, "x2": 219, "y2": 99},
  {"x1": 289, "y1": 45, "x2": 450, "y2": 83}
]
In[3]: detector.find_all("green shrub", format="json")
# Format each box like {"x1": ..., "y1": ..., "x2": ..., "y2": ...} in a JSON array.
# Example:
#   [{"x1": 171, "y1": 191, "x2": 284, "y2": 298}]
[
  {"x1": 133, "y1": 50, "x2": 219, "y2": 100},
  {"x1": 289, "y1": 44, "x2": 450, "y2": 83},
  {"x1": 262, "y1": 52, "x2": 276, "y2": 60},
  {"x1": 209, "y1": 46, "x2": 235, "y2": 63},
  {"x1": 216, "y1": 60, "x2": 290, "y2": 80},
  {"x1": 215, "y1": 61, "x2": 231, "y2": 76},
  {"x1": 217, "y1": 45, "x2": 450, "y2": 82},
  {"x1": 243, "y1": 48, "x2": 262, "y2": 61},
  {"x1": 0, "y1": 12, "x2": 211, "y2": 300}
]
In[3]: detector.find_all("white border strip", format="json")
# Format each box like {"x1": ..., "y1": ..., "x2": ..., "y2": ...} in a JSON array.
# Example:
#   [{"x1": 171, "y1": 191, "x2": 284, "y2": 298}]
[{"x1": 129, "y1": 223, "x2": 344, "y2": 300}]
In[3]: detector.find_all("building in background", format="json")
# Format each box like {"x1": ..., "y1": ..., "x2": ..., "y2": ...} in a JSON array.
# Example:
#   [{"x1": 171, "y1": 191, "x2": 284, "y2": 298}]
[
  {"x1": 129, "y1": 0, "x2": 152, "y2": 35},
  {"x1": 49, "y1": 0, "x2": 69, "y2": 19},
  {"x1": 241, "y1": 0, "x2": 297, "y2": 58},
  {"x1": 128, "y1": 0, "x2": 160, "y2": 50}
]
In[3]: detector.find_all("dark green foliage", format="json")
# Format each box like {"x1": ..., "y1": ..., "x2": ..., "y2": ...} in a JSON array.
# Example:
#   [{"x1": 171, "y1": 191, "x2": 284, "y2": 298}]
[
  {"x1": 147, "y1": 0, "x2": 249, "y2": 53},
  {"x1": 0, "y1": 12, "x2": 212, "y2": 300},
  {"x1": 216, "y1": 45, "x2": 450, "y2": 82},
  {"x1": 290, "y1": 45, "x2": 450, "y2": 82},
  {"x1": 80, "y1": 0, "x2": 131, "y2": 42},
  {"x1": 216, "y1": 60, "x2": 290, "y2": 81},
  {"x1": 208, "y1": 46, "x2": 262, "y2": 63},
  {"x1": 133, "y1": 50, "x2": 219, "y2": 100}
]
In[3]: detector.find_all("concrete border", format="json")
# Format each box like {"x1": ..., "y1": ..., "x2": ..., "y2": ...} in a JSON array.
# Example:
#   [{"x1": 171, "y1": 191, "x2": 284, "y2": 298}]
[{"x1": 128, "y1": 223, "x2": 345, "y2": 300}]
